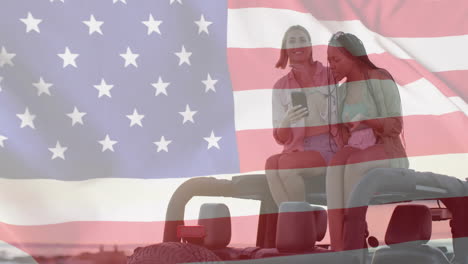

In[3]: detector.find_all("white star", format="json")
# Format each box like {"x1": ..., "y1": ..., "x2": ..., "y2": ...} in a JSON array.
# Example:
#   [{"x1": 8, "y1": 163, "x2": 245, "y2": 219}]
[
  {"x1": 66, "y1": 107, "x2": 86, "y2": 126},
  {"x1": 126, "y1": 109, "x2": 145, "y2": 127},
  {"x1": 58, "y1": 47, "x2": 79, "y2": 68},
  {"x1": 83, "y1": 14, "x2": 104, "y2": 35},
  {"x1": 179, "y1": 104, "x2": 197, "y2": 124},
  {"x1": 20, "y1": 12, "x2": 42, "y2": 33},
  {"x1": 151, "y1": 76, "x2": 170, "y2": 96},
  {"x1": 204, "y1": 130, "x2": 221, "y2": 150},
  {"x1": 98, "y1": 134, "x2": 118, "y2": 152},
  {"x1": 120, "y1": 47, "x2": 139, "y2": 68},
  {"x1": 0, "y1": 46, "x2": 16, "y2": 67},
  {"x1": 33, "y1": 77, "x2": 53, "y2": 96},
  {"x1": 142, "y1": 14, "x2": 162, "y2": 35},
  {"x1": 0, "y1": 135, "x2": 7, "y2": 148},
  {"x1": 94, "y1": 79, "x2": 113, "y2": 98},
  {"x1": 113, "y1": 0, "x2": 127, "y2": 4},
  {"x1": 0, "y1": 76, "x2": 3, "y2": 92},
  {"x1": 153, "y1": 136, "x2": 172, "y2": 152},
  {"x1": 48, "y1": 141, "x2": 68, "y2": 160},
  {"x1": 170, "y1": 0, "x2": 182, "y2": 4},
  {"x1": 175, "y1": 46, "x2": 192, "y2": 66},
  {"x1": 194, "y1": 15, "x2": 212, "y2": 35},
  {"x1": 17, "y1": 108, "x2": 36, "y2": 129},
  {"x1": 202, "y1": 73, "x2": 218, "y2": 93}
]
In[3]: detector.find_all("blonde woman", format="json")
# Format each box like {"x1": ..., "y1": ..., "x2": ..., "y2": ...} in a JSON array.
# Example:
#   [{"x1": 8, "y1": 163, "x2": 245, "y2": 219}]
[{"x1": 266, "y1": 25, "x2": 336, "y2": 207}]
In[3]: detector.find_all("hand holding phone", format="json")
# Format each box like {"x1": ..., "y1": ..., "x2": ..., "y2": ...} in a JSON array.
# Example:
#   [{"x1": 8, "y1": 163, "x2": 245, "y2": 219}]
[
  {"x1": 291, "y1": 91, "x2": 309, "y2": 117},
  {"x1": 280, "y1": 105, "x2": 308, "y2": 127}
]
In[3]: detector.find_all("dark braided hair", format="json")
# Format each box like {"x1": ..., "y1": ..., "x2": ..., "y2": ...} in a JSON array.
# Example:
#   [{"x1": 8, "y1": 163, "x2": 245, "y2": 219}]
[{"x1": 327, "y1": 32, "x2": 405, "y2": 150}]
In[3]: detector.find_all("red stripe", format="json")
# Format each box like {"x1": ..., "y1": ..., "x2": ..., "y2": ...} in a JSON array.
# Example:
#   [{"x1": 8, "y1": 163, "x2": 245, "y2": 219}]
[
  {"x1": 227, "y1": 47, "x2": 466, "y2": 98},
  {"x1": 237, "y1": 112, "x2": 468, "y2": 172},
  {"x1": 228, "y1": 0, "x2": 468, "y2": 37},
  {"x1": 0, "y1": 219, "x2": 257, "y2": 257},
  {"x1": 1, "y1": 201, "x2": 465, "y2": 262},
  {"x1": 433, "y1": 70, "x2": 468, "y2": 101}
]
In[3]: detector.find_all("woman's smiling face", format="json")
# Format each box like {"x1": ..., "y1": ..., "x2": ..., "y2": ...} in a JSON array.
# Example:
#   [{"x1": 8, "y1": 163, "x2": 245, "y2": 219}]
[{"x1": 285, "y1": 29, "x2": 312, "y2": 65}]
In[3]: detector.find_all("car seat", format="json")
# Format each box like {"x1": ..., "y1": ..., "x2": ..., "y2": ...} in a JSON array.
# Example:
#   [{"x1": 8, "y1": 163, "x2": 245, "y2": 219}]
[
  {"x1": 371, "y1": 204, "x2": 450, "y2": 264},
  {"x1": 253, "y1": 202, "x2": 343, "y2": 263}
]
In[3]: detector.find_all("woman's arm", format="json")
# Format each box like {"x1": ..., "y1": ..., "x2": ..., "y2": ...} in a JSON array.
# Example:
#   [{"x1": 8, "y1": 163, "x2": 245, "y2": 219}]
[
  {"x1": 272, "y1": 82, "x2": 309, "y2": 144},
  {"x1": 363, "y1": 75, "x2": 403, "y2": 136},
  {"x1": 272, "y1": 82, "x2": 292, "y2": 145},
  {"x1": 274, "y1": 105, "x2": 308, "y2": 144},
  {"x1": 274, "y1": 127, "x2": 292, "y2": 144}
]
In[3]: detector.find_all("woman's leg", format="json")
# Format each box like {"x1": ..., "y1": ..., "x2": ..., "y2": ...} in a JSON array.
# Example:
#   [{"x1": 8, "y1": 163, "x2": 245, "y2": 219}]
[
  {"x1": 326, "y1": 147, "x2": 360, "y2": 251},
  {"x1": 343, "y1": 144, "x2": 390, "y2": 204},
  {"x1": 265, "y1": 154, "x2": 290, "y2": 207},
  {"x1": 277, "y1": 151, "x2": 326, "y2": 203},
  {"x1": 340, "y1": 145, "x2": 391, "y2": 251}
]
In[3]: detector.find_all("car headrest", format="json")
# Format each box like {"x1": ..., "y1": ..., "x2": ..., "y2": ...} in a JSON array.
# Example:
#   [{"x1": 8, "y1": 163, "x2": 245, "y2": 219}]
[
  {"x1": 198, "y1": 203, "x2": 231, "y2": 249},
  {"x1": 310, "y1": 206, "x2": 327, "y2": 242},
  {"x1": 385, "y1": 205, "x2": 432, "y2": 247},
  {"x1": 276, "y1": 202, "x2": 317, "y2": 252}
]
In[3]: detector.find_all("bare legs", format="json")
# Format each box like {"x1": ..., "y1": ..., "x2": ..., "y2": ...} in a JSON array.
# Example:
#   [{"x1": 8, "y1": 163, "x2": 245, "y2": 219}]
[
  {"x1": 266, "y1": 151, "x2": 326, "y2": 207},
  {"x1": 266, "y1": 145, "x2": 393, "y2": 251},
  {"x1": 327, "y1": 144, "x2": 390, "y2": 251},
  {"x1": 326, "y1": 147, "x2": 359, "y2": 250},
  {"x1": 266, "y1": 154, "x2": 290, "y2": 206}
]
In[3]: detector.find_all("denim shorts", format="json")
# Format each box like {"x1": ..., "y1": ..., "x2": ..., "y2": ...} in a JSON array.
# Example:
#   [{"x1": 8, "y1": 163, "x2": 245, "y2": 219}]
[{"x1": 303, "y1": 133, "x2": 336, "y2": 164}]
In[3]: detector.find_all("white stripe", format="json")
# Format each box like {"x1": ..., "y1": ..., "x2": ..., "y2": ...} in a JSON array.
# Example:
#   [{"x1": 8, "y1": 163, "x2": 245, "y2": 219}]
[
  {"x1": 450, "y1": 96, "x2": 468, "y2": 116},
  {"x1": 409, "y1": 154, "x2": 468, "y2": 180},
  {"x1": 0, "y1": 241, "x2": 36, "y2": 261},
  {"x1": 227, "y1": 8, "x2": 468, "y2": 72},
  {"x1": 0, "y1": 154, "x2": 466, "y2": 225},
  {"x1": 233, "y1": 78, "x2": 467, "y2": 131},
  {"x1": 0, "y1": 173, "x2": 258, "y2": 225},
  {"x1": 234, "y1": 89, "x2": 273, "y2": 131},
  {"x1": 400, "y1": 79, "x2": 466, "y2": 116}
]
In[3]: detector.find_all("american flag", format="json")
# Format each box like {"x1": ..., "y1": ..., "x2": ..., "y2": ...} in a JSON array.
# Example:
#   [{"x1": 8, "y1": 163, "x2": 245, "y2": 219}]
[
  {"x1": 0, "y1": 0, "x2": 240, "y2": 181},
  {"x1": 0, "y1": 0, "x2": 467, "y2": 262}
]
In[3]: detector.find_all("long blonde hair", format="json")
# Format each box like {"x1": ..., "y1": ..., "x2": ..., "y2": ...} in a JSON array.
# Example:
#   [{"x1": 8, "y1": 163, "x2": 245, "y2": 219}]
[{"x1": 275, "y1": 25, "x2": 312, "y2": 69}]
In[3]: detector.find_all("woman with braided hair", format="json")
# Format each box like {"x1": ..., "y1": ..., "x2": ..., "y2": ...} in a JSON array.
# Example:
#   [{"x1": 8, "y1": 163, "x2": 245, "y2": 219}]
[{"x1": 325, "y1": 32, "x2": 408, "y2": 251}]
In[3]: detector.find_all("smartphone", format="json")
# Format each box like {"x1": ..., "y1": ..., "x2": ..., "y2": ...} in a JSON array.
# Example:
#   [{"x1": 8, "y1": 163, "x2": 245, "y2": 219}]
[{"x1": 291, "y1": 91, "x2": 309, "y2": 116}]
